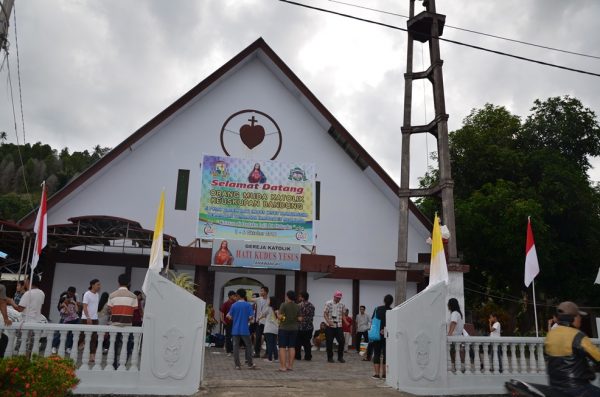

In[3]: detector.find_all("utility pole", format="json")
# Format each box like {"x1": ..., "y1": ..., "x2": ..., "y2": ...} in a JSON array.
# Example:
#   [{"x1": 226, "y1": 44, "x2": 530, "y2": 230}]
[
  {"x1": 396, "y1": 0, "x2": 467, "y2": 308},
  {"x1": 0, "y1": 0, "x2": 15, "y2": 53}
]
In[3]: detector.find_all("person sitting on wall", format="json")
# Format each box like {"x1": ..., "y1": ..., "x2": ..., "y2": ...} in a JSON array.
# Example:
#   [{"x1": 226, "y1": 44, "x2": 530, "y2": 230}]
[{"x1": 214, "y1": 240, "x2": 234, "y2": 265}]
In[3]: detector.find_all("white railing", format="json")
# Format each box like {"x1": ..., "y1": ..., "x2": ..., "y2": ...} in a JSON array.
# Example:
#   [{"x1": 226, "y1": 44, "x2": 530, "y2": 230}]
[
  {"x1": 0, "y1": 272, "x2": 206, "y2": 395},
  {"x1": 1, "y1": 322, "x2": 144, "y2": 372},
  {"x1": 386, "y1": 282, "x2": 600, "y2": 395},
  {"x1": 445, "y1": 336, "x2": 600, "y2": 393},
  {"x1": 447, "y1": 336, "x2": 546, "y2": 375}
]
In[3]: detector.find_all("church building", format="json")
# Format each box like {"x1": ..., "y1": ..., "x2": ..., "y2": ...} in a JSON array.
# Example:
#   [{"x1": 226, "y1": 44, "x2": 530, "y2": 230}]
[{"x1": 17, "y1": 38, "x2": 433, "y2": 327}]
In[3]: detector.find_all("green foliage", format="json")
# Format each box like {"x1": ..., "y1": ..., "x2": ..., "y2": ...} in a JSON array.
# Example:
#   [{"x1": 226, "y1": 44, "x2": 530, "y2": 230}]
[
  {"x1": 0, "y1": 193, "x2": 34, "y2": 222},
  {"x1": 0, "y1": 354, "x2": 79, "y2": 396},
  {"x1": 0, "y1": 141, "x2": 111, "y2": 220},
  {"x1": 168, "y1": 271, "x2": 196, "y2": 294},
  {"x1": 417, "y1": 96, "x2": 600, "y2": 333}
]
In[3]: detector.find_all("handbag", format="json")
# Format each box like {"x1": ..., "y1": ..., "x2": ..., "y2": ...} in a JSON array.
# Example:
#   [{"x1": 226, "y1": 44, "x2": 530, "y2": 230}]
[{"x1": 368, "y1": 309, "x2": 381, "y2": 342}]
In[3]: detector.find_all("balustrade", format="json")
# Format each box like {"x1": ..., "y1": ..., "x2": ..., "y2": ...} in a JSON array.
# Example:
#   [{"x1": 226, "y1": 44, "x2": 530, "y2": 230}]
[
  {"x1": 0, "y1": 322, "x2": 144, "y2": 373},
  {"x1": 447, "y1": 336, "x2": 600, "y2": 377}
]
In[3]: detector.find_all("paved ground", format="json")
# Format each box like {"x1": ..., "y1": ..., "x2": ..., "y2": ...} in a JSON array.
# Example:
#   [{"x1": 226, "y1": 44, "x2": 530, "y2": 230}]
[{"x1": 198, "y1": 346, "x2": 409, "y2": 396}]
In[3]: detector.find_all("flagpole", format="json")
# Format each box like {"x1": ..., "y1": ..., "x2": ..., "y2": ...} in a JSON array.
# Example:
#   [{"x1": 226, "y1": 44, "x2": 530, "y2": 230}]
[
  {"x1": 29, "y1": 262, "x2": 34, "y2": 291},
  {"x1": 532, "y1": 280, "x2": 539, "y2": 337}
]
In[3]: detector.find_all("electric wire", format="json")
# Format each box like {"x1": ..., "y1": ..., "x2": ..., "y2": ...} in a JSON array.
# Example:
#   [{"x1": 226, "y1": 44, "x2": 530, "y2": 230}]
[
  {"x1": 13, "y1": 5, "x2": 27, "y2": 144},
  {"x1": 5, "y1": 57, "x2": 34, "y2": 209},
  {"x1": 280, "y1": 0, "x2": 600, "y2": 78},
  {"x1": 327, "y1": 0, "x2": 600, "y2": 60},
  {"x1": 464, "y1": 279, "x2": 600, "y2": 310}
]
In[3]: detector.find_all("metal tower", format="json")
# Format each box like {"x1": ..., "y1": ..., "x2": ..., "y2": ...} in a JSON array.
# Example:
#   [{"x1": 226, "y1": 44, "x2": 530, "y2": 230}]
[{"x1": 396, "y1": 0, "x2": 465, "y2": 305}]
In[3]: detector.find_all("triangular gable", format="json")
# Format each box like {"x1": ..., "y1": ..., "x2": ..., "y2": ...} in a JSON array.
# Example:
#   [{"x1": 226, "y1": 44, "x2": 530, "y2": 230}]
[{"x1": 20, "y1": 37, "x2": 431, "y2": 231}]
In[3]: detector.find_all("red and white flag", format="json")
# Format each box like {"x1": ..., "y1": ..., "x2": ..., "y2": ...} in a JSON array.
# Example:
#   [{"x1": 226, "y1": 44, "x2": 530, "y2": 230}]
[
  {"x1": 31, "y1": 182, "x2": 47, "y2": 271},
  {"x1": 524, "y1": 217, "x2": 540, "y2": 287}
]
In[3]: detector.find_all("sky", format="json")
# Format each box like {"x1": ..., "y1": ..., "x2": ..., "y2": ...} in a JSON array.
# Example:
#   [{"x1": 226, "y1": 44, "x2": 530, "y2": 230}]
[{"x1": 1, "y1": 0, "x2": 599, "y2": 187}]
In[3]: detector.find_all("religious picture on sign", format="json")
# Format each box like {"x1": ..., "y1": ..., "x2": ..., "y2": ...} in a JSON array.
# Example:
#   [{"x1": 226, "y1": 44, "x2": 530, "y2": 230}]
[
  {"x1": 247, "y1": 163, "x2": 267, "y2": 184},
  {"x1": 213, "y1": 240, "x2": 234, "y2": 266}
]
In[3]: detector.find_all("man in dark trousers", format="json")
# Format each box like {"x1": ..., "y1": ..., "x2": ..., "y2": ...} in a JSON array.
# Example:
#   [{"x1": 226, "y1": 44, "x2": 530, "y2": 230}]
[
  {"x1": 295, "y1": 291, "x2": 315, "y2": 361},
  {"x1": 323, "y1": 290, "x2": 346, "y2": 363},
  {"x1": 227, "y1": 288, "x2": 256, "y2": 370},
  {"x1": 220, "y1": 290, "x2": 237, "y2": 356}
]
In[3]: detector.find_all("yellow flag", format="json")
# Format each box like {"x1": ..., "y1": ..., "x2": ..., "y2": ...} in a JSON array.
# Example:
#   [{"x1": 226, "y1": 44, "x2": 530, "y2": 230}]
[
  {"x1": 143, "y1": 191, "x2": 164, "y2": 294},
  {"x1": 428, "y1": 213, "x2": 448, "y2": 287}
]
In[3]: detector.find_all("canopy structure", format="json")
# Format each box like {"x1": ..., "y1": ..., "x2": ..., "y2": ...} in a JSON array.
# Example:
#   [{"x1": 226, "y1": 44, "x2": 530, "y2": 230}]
[
  {"x1": 47, "y1": 215, "x2": 178, "y2": 252},
  {"x1": 0, "y1": 215, "x2": 178, "y2": 274},
  {"x1": 0, "y1": 220, "x2": 29, "y2": 273}
]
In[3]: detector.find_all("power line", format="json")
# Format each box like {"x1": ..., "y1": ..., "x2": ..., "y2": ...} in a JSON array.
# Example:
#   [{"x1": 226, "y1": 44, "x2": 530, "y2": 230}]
[
  {"x1": 6, "y1": 57, "x2": 34, "y2": 210},
  {"x1": 13, "y1": 5, "x2": 27, "y2": 144},
  {"x1": 464, "y1": 279, "x2": 600, "y2": 311},
  {"x1": 280, "y1": 0, "x2": 600, "y2": 78},
  {"x1": 327, "y1": 0, "x2": 600, "y2": 60}
]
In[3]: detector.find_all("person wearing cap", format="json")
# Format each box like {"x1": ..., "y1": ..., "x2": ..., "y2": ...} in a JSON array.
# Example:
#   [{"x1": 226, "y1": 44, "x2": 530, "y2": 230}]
[
  {"x1": 545, "y1": 301, "x2": 600, "y2": 396},
  {"x1": 323, "y1": 290, "x2": 347, "y2": 363}
]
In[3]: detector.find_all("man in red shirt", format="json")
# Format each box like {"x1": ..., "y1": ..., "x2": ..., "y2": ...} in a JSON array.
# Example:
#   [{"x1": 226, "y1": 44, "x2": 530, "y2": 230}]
[{"x1": 220, "y1": 290, "x2": 238, "y2": 356}]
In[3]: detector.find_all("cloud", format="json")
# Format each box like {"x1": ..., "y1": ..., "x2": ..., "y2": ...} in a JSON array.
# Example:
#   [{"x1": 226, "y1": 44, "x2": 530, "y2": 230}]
[{"x1": 1, "y1": 0, "x2": 599, "y2": 182}]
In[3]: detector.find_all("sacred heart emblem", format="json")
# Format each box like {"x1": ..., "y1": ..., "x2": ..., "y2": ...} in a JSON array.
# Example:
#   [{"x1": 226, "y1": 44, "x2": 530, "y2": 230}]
[
  {"x1": 239, "y1": 116, "x2": 265, "y2": 149},
  {"x1": 220, "y1": 109, "x2": 283, "y2": 160}
]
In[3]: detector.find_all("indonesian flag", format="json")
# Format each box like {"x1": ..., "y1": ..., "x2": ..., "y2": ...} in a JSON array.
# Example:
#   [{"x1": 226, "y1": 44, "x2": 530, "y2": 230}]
[
  {"x1": 143, "y1": 190, "x2": 165, "y2": 294},
  {"x1": 428, "y1": 213, "x2": 449, "y2": 287},
  {"x1": 31, "y1": 182, "x2": 48, "y2": 271},
  {"x1": 524, "y1": 217, "x2": 540, "y2": 287}
]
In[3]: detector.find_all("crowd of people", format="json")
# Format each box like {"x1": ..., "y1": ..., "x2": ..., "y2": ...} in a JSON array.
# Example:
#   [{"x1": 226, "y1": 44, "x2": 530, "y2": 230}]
[
  {"x1": 0, "y1": 273, "x2": 145, "y2": 367},
  {"x1": 216, "y1": 287, "x2": 393, "y2": 378},
  {"x1": 4, "y1": 275, "x2": 600, "y2": 395}
]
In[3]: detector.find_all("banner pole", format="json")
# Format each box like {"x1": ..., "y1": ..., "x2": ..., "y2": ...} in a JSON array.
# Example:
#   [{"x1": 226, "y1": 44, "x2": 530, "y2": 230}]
[{"x1": 532, "y1": 280, "x2": 539, "y2": 337}]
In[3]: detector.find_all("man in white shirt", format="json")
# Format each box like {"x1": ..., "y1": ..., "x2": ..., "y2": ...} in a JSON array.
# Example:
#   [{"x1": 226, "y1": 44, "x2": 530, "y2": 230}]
[
  {"x1": 324, "y1": 290, "x2": 347, "y2": 363},
  {"x1": 253, "y1": 286, "x2": 269, "y2": 358},
  {"x1": 489, "y1": 313, "x2": 501, "y2": 337},
  {"x1": 15, "y1": 274, "x2": 45, "y2": 323},
  {"x1": 14, "y1": 274, "x2": 45, "y2": 356},
  {"x1": 79, "y1": 278, "x2": 101, "y2": 363},
  {"x1": 354, "y1": 305, "x2": 371, "y2": 354}
]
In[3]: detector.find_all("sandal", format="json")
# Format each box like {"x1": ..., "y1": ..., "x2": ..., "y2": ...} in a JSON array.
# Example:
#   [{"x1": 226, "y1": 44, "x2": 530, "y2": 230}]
[{"x1": 277, "y1": 368, "x2": 287, "y2": 372}]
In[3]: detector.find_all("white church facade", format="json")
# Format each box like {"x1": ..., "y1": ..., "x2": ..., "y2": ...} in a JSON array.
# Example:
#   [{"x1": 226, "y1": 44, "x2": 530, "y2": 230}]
[{"x1": 19, "y1": 38, "x2": 433, "y2": 328}]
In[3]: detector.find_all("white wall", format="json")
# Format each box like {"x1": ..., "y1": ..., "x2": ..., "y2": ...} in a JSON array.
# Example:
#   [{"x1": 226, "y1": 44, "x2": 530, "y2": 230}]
[
  {"x1": 50, "y1": 263, "x2": 124, "y2": 323},
  {"x1": 307, "y1": 278, "x2": 353, "y2": 330},
  {"x1": 46, "y1": 55, "x2": 430, "y2": 271}
]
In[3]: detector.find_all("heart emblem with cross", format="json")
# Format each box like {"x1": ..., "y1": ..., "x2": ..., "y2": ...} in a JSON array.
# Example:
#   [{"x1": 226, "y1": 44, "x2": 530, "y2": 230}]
[{"x1": 239, "y1": 116, "x2": 265, "y2": 149}]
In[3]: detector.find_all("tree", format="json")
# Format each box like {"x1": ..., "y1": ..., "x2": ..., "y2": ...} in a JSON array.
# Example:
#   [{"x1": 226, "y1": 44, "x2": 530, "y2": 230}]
[
  {"x1": 418, "y1": 96, "x2": 600, "y2": 333},
  {"x1": 0, "y1": 142, "x2": 111, "y2": 221}
]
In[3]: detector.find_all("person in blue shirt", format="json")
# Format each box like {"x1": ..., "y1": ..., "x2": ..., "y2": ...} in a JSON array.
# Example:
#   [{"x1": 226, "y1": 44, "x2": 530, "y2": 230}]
[{"x1": 227, "y1": 288, "x2": 257, "y2": 369}]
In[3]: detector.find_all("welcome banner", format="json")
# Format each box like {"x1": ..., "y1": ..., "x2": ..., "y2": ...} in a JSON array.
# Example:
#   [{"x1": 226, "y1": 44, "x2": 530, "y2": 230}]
[
  {"x1": 212, "y1": 239, "x2": 301, "y2": 270},
  {"x1": 198, "y1": 155, "x2": 315, "y2": 245}
]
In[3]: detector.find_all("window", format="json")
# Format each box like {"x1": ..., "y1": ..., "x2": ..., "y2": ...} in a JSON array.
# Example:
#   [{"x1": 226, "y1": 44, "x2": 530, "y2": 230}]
[
  {"x1": 315, "y1": 181, "x2": 320, "y2": 220},
  {"x1": 175, "y1": 169, "x2": 190, "y2": 210}
]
